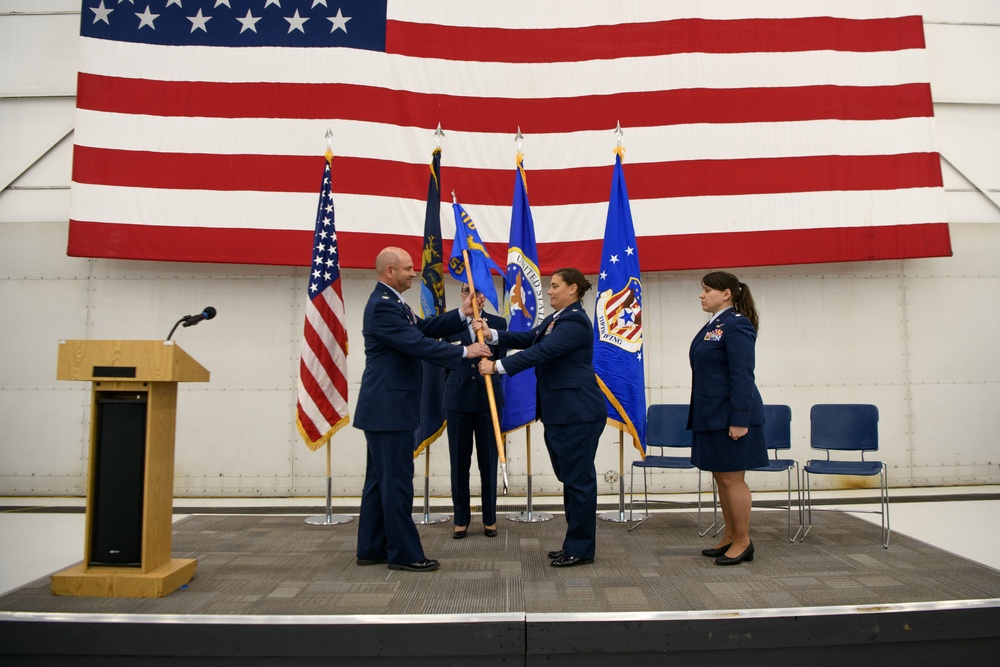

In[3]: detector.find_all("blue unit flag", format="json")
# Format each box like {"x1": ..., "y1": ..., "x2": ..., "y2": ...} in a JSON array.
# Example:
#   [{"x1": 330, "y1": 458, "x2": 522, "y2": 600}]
[
  {"x1": 593, "y1": 150, "x2": 647, "y2": 454},
  {"x1": 501, "y1": 157, "x2": 544, "y2": 433},
  {"x1": 415, "y1": 148, "x2": 447, "y2": 455},
  {"x1": 448, "y1": 202, "x2": 504, "y2": 310}
]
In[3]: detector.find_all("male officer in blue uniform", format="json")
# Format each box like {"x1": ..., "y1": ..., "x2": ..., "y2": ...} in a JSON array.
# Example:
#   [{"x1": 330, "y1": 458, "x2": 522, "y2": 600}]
[{"x1": 354, "y1": 247, "x2": 490, "y2": 572}]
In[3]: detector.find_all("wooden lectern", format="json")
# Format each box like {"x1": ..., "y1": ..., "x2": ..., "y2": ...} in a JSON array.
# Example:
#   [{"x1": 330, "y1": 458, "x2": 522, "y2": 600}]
[{"x1": 51, "y1": 340, "x2": 209, "y2": 598}]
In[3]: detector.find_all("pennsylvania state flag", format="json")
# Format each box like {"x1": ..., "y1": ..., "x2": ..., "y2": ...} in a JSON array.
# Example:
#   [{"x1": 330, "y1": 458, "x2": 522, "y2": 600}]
[
  {"x1": 501, "y1": 156, "x2": 543, "y2": 433},
  {"x1": 593, "y1": 150, "x2": 647, "y2": 455},
  {"x1": 414, "y1": 148, "x2": 447, "y2": 456},
  {"x1": 449, "y1": 201, "x2": 504, "y2": 310}
]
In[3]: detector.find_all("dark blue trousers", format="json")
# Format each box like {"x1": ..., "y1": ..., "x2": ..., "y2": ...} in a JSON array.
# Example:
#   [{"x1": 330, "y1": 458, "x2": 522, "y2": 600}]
[
  {"x1": 446, "y1": 410, "x2": 499, "y2": 527},
  {"x1": 356, "y1": 430, "x2": 425, "y2": 565},
  {"x1": 543, "y1": 419, "x2": 604, "y2": 560}
]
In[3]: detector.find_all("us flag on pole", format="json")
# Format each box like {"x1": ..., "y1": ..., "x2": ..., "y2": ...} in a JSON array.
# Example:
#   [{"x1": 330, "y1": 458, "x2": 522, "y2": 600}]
[
  {"x1": 296, "y1": 150, "x2": 349, "y2": 450},
  {"x1": 70, "y1": 1, "x2": 949, "y2": 271}
]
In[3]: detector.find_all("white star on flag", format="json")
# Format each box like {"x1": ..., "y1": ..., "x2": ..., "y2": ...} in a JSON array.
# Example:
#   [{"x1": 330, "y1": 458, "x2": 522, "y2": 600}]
[
  {"x1": 188, "y1": 9, "x2": 211, "y2": 33},
  {"x1": 135, "y1": 6, "x2": 158, "y2": 30},
  {"x1": 328, "y1": 9, "x2": 351, "y2": 33},
  {"x1": 90, "y1": 1, "x2": 113, "y2": 24},
  {"x1": 286, "y1": 10, "x2": 309, "y2": 34},
  {"x1": 237, "y1": 10, "x2": 261, "y2": 33}
]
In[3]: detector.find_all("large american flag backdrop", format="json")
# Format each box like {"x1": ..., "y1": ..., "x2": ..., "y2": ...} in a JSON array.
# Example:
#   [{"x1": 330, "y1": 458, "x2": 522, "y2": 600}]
[{"x1": 70, "y1": 0, "x2": 950, "y2": 273}]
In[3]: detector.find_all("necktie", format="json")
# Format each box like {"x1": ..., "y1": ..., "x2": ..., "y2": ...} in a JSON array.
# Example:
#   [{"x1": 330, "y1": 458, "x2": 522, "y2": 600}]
[{"x1": 402, "y1": 302, "x2": 416, "y2": 325}]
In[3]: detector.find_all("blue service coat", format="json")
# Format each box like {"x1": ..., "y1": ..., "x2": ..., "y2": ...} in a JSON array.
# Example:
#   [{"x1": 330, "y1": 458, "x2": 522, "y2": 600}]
[
  {"x1": 687, "y1": 308, "x2": 764, "y2": 432},
  {"x1": 497, "y1": 301, "x2": 605, "y2": 424},
  {"x1": 442, "y1": 311, "x2": 507, "y2": 413},
  {"x1": 354, "y1": 282, "x2": 469, "y2": 432}
]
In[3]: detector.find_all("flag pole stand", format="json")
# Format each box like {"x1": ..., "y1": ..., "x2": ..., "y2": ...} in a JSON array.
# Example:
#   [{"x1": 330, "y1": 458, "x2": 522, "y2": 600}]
[
  {"x1": 413, "y1": 447, "x2": 449, "y2": 525},
  {"x1": 305, "y1": 443, "x2": 353, "y2": 526},
  {"x1": 507, "y1": 425, "x2": 552, "y2": 523},
  {"x1": 599, "y1": 430, "x2": 642, "y2": 523}
]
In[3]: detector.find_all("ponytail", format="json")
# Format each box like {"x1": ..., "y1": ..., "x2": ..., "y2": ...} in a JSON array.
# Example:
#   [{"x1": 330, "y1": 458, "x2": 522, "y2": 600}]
[{"x1": 702, "y1": 272, "x2": 760, "y2": 331}]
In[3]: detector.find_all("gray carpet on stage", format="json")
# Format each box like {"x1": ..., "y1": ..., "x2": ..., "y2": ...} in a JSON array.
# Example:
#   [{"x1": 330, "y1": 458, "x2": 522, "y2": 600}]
[{"x1": 2, "y1": 509, "x2": 998, "y2": 616}]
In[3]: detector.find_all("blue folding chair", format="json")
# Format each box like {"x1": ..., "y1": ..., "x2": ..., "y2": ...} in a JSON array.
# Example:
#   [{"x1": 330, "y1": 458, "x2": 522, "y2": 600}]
[
  {"x1": 628, "y1": 404, "x2": 716, "y2": 535},
  {"x1": 802, "y1": 404, "x2": 889, "y2": 547},
  {"x1": 751, "y1": 405, "x2": 802, "y2": 542}
]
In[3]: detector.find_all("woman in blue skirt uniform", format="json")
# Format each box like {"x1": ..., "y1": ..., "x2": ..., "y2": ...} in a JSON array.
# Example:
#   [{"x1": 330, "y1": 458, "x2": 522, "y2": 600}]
[{"x1": 688, "y1": 271, "x2": 768, "y2": 565}]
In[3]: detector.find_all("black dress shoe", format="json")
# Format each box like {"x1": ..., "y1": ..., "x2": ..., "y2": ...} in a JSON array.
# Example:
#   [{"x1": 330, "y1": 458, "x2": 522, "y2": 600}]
[
  {"x1": 356, "y1": 558, "x2": 387, "y2": 566},
  {"x1": 483, "y1": 526, "x2": 498, "y2": 538},
  {"x1": 547, "y1": 549, "x2": 565, "y2": 559},
  {"x1": 715, "y1": 542, "x2": 754, "y2": 566},
  {"x1": 701, "y1": 543, "x2": 733, "y2": 558},
  {"x1": 388, "y1": 558, "x2": 440, "y2": 572},
  {"x1": 452, "y1": 527, "x2": 468, "y2": 539},
  {"x1": 551, "y1": 555, "x2": 594, "y2": 568}
]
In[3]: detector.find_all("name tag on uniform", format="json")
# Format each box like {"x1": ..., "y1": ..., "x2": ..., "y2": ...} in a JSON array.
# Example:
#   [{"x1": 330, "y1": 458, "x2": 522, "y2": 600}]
[{"x1": 704, "y1": 328, "x2": 723, "y2": 342}]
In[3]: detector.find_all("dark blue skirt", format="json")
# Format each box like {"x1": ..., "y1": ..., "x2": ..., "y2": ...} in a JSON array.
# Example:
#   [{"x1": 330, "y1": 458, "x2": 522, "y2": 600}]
[{"x1": 691, "y1": 426, "x2": 768, "y2": 472}]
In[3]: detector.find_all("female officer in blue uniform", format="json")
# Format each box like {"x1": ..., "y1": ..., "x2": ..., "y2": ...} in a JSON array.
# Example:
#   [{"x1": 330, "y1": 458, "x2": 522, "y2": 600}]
[
  {"x1": 478, "y1": 268, "x2": 606, "y2": 567},
  {"x1": 688, "y1": 271, "x2": 767, "y2": 566}
]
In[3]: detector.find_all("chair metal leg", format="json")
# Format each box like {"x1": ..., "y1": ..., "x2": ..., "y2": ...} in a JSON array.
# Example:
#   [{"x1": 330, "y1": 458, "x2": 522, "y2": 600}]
[
  {"x1": 698, "y1": 473, "x2": 723, "y2": 537},
  {"x1": 627, "y1": 466, "x2": 648, "y2": 531},
  {"x1": 881, "y1": 464, "x2": 890, "y2": 548},
  {"x1": 788, "y1": 463, "x2": 803, "y2": 543},
  {"x1": 801, "y1": 468, "x2": 888, "y2": 547},
  {"x1": 628, "y1": 465, "x2": 635, "y2": 521},
  {"x1": 627, "y1": 467, "x2": 650, "y2": 532},
  {"x1": 696, "y1": 471, "x2": 703, "y2": 535},
  {"x1": 801, "y1": 471, "x2": 813, "y2": 542},
  {"x1": 714, "y1": 477, "x2": 725, "y2": 537}
]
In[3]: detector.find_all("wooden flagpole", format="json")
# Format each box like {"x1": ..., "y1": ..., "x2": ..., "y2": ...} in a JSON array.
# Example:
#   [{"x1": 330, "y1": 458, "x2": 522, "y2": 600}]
[{"x1": 462, "y1": 249, "x2": 508, "y2": 494}]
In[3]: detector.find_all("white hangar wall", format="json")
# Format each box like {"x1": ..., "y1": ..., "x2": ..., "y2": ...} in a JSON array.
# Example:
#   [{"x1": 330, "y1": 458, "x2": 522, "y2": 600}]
[{"x1": 1, "y1": 1, "x2": 998, "y2": 497}]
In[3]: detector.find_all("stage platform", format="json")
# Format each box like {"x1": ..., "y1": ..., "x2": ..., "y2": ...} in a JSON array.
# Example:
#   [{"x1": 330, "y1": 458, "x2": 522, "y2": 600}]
[{"x1": 2, "y1": 506, "x2": 999, "y2": 665}]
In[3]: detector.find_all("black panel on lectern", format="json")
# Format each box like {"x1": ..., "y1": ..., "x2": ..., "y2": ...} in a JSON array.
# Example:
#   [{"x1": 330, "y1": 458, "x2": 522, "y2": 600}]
[{"x1": 90, "y1": 395, "x2": 147, "y2": 567}]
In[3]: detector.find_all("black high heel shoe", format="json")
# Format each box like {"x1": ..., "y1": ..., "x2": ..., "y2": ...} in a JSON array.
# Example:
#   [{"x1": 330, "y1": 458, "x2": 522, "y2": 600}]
[
  {"x1": 715, "y1": 541, "x2": 754, "y2": 566},
  {"x1": 452, "y1": 526, "x2": 468, "y2": 540},
  {"x1": 701, "y1": 543, "x2": 732, "y2": 558}
]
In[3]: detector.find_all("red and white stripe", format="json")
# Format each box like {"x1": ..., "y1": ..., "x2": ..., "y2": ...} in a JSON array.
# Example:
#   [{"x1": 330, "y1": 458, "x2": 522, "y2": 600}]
[
  {"x1": 69, "y1": 0, "x2": 949, "y2": 272},
  {"x1": 296, "y1": 277, "x2": 350, "y2": 449}
]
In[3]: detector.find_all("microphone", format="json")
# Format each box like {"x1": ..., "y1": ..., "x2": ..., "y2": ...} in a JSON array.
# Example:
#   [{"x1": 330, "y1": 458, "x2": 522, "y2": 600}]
[
  {"x1": 166, "y1": 306, "x2": 217, "y2": 340},
  {"x1": 182, "y1": 306, "x2": 217, "y2": 328}
]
